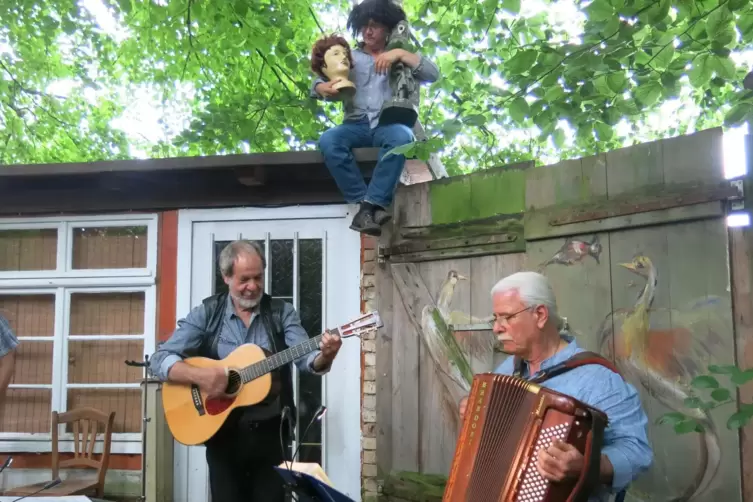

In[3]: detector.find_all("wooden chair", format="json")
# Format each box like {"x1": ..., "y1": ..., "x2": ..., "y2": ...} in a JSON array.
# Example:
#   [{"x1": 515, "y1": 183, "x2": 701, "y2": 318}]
[{"x1": 4, "y1": 407, "x2": 115, "y2": 498}]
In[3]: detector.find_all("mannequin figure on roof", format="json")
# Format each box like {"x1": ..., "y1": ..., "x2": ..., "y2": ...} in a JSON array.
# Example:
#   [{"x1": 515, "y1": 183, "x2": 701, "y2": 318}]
[{"x1": 309, "y1": 0, "x2": 440, "y2": 237}]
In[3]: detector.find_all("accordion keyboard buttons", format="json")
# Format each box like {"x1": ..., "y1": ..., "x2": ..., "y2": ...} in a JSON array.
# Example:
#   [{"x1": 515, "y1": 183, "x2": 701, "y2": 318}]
[{"x1": 515, "y1": 423, "x2": 569, "y2": 502}]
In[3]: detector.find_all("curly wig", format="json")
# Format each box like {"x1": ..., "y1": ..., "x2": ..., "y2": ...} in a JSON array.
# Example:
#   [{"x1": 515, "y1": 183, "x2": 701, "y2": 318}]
[
  {"x1": 310, "y1": 34, "x2": 354, "y2": 78},
  {"x1": 346, "y1": 0, "x2": 406, "y2": 38}
]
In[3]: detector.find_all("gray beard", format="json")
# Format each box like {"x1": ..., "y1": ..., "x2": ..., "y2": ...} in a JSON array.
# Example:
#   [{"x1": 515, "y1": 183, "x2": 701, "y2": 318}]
[{"x1": 232, "y1": 294, "x2": 260, "y2": 310}]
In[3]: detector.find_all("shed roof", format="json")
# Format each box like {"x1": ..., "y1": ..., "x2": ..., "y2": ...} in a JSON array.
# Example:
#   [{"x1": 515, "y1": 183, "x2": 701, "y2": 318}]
[{"x1": 0, "y1": 148, "x2": 432, "y2": 216}]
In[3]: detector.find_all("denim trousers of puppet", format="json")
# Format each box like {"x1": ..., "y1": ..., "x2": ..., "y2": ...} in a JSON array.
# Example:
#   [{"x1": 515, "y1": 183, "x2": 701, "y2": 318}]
[{"x1": 318, "y1": 117, "x2": 414, "y2": 209}]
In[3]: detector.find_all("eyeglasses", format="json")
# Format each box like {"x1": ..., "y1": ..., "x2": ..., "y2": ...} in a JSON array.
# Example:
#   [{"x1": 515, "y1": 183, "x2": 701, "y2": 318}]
[{"x1": 493, "y1": 305, "x2": 534, "y2": 326}]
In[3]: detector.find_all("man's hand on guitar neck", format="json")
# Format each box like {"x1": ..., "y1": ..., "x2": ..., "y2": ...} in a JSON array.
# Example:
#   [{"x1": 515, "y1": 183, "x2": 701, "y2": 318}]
[
  {"x1": 311, "y1": 330, "x2": 342, "y2": 372},
  {"x1": 168, "y1": 362, "x2": 229, "y2": 399}
]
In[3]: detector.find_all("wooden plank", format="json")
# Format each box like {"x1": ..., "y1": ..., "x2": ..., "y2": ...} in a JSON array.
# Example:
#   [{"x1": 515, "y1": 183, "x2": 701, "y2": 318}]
[
  {"x1": 605, "y1": 137, "x2": 664, "y2": 196},
  {"x1": 386, "y1": 240, "x2": 525, "y2": 264},
  {"x1": 419, "y1": 257, "x2": 473, "y2": 474},
  {"x1": 729, "y1": 227, "x2": 753, "y2": 502},
  {"x1": 525, "y1": 154, "x2": 607, "y2": 211},
  {"x1": 467, "y1": 164, "x2": 530, "y2": 220},
  {"x1": 394, "y1": 182, "x2": 432, "y2": 229},
  {"x1": 665, "y1": 218, "x2": 741, "y2": 501},
  {"x1": 390, "y1": 264, "x2": 423, "y2": 472},
  {"x1": 730, "y1": 133, "x2": 753, "y2": 502},
  {"x1": 547, "y1": 182, "x2": 737, "y2": 226},
  {"x1": 607, "y1": 225, "x2": 674, "y2": 499},
  {"x1": 386, "y1": 183, "x2": 431, "y2": 473},
  {"x1": 607, "y1": 216, "x2": 740, "y2": 500},
  {"x1": 145, "y1": 383, "x2": 173, "y2": 502},
  {"x1": 661, "y1": 128, "x2": 725, "y2": 184},
  {"x1": 429, "y1": 163, "x2": 530, "y2": 225},
  {"x1": 385, "y1": 233, "x2": 517, "y2": 257},
  {"x1": 375, "y1": 227, "x2": 396, "y2": 477},
  {"x1": 398, "y1": 214, "x2": 523, "y2": 241},
  {"x1": 525, "y1": 200, "x2": 725, "y2": 241},
  {"x1": 429, "y1": 176, "x2": 472, "y2": 225}
]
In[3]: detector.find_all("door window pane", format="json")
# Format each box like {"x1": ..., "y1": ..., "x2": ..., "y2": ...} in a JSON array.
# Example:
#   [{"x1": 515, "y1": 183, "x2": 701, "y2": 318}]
[
  {"x1": 69, "y1": 292, "x2": 145, "y2": 336},
  {"x1": 68, "y1": 340, "x2": 144, "y2": 384},
  {"x1": 296, "y1": 239, "x2": 323, "y2": 463},
  {"x1": 0, "y1": 294, "x2": 55, "y2": 433},
  {"x1": 0, "y1": 229, "x2": 57, "y2": 271},
  {"x1": 72, "y1": 226, "x2": 148, "y2": 269},
  {"x1": 0, "y1": 390, "x2": 51, "y2": 433},
  {"x1": 270, "y1": 240, "x2": 294, "y2": 299}
]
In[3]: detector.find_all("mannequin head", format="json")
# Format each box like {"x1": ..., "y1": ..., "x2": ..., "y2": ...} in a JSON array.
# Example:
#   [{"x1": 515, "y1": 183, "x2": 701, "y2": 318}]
[{"x1": 311, "y1": 35, "x2": 354, "y2": 80}]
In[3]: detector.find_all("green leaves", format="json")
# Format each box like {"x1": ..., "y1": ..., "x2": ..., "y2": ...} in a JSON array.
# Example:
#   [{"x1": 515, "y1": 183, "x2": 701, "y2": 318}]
[
  {"x1": 505, "y1": 50, "x2": 539, "y2": 74},
  {"x1": 502, "y1": 0, "x2": 520, "y2": 15},
  {"x1": 586, "y1": 0, "x2": 614, "y2": 22},
  {"x1": 689, "y1": 54, "x2": 713, "y2": 88},
  {"x1": 657, "y1": 364, "x2": 753, "y2": 436},
  {"x1": 634, "y1": 81, "x2": 663, "y2": 106},
  {"x1": 728, "y1": 404, "x2": 753, "y2": 430},
  {"x1": 706, "y1": 6, "x2": 734, "y2": 39},
  {"x1": 656, "y1": 412, "x2": 705, "y2": 434},
  {"x1": 509, "y1": 97, "x2": 529, "y2": 124},
  {"x1": 2, "y1": 0, "x2": 753, "y2": 172}
]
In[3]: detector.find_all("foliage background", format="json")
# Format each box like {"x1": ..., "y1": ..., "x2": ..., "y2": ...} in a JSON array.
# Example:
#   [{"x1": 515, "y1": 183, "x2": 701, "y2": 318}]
[{"x1": 1, "y1": 0, "x2": 752, "y2": 175}]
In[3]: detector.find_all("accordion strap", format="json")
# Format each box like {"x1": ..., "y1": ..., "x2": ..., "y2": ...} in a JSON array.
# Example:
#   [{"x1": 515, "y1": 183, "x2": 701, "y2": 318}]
[{"x1": 516, "y1": 351, "x2": 620, "y2": 384}]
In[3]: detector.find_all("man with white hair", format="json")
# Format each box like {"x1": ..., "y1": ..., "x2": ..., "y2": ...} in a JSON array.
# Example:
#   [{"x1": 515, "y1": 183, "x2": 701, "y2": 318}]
[{"x1": 460, "y1": 271, "x2": 653, "y2": 501}]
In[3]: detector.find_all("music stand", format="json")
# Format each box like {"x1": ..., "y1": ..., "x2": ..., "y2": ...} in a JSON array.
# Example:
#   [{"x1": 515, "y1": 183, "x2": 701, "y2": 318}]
[{"x1": 273, "y1": 467, "x2": 356, "y2": 502}]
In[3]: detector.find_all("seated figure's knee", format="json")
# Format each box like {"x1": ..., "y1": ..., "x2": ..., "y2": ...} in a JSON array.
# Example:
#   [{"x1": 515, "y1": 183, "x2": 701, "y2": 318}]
[
  {"x1": 318, "y1": 127, "x2": 345, "y2": 155},
  {"x1": 385, "y1": 124, "x2": 415, "y2": 147}
]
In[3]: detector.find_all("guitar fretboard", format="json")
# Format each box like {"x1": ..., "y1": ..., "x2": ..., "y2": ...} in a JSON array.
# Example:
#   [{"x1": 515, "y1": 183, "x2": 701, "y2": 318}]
[{"x1": 240, "y1": 333, "x2": 325, "y2": 382}]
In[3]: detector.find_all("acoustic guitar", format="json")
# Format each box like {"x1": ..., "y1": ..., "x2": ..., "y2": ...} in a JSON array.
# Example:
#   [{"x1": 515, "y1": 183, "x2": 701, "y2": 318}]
[{"x1": 162, "y1": 311, "x2": 382, "y2": 445}]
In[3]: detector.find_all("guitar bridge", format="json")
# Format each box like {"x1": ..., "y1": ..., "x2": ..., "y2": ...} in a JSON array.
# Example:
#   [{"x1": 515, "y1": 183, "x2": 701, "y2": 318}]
[{"x1": 191, "y1": 384, "x2": 206, "y2": 416}]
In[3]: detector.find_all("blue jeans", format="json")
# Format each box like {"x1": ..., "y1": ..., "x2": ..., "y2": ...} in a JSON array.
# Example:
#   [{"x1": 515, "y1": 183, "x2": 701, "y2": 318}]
[{"x1": 318, "y1": 118, "x2": 414, "y2": 208}]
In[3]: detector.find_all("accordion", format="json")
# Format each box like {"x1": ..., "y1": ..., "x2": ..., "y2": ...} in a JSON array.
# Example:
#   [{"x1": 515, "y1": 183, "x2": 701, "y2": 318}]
[{"x1": 443, "y1": 373, "x2": 608, "y2": 502}]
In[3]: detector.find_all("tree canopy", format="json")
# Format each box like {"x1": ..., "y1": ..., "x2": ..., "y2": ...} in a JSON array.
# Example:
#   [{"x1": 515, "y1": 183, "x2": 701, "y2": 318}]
[{"x1": 1, "y1": 0, "x2": 752, "y2": 175}]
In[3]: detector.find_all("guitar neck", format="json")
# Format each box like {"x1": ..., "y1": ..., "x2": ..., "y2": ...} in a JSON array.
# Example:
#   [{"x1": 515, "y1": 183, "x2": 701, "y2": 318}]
[{"x1": 240, "y1": 332, "x2": 328, "y2": 382}]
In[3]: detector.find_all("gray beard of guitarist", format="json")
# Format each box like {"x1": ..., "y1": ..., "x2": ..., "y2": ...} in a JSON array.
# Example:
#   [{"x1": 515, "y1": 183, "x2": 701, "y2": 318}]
[{"x1": 199, "y1": 291, "x2": 295, "y2": 435}]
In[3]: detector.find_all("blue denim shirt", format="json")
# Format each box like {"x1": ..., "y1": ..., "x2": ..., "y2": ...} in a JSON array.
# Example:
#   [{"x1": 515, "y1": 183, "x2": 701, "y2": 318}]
[
  {"x1": 494, "y1": 334, "x2": 653, "y2": 501},
  {"x1": 310, "y1": 46, "x2": 440, "y2": 129},
  {"x1": 149, "y1": 295, "x2": 324, "y2": 381},
  {"x1": 0, "y1": 314, "x2": 19, "y2": 358}
]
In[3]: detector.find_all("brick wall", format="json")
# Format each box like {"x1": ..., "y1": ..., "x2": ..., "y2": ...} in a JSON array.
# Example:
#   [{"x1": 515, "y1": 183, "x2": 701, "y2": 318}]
[{"x1": 360, "y1": 234, "x2": 378, "y2": 500}]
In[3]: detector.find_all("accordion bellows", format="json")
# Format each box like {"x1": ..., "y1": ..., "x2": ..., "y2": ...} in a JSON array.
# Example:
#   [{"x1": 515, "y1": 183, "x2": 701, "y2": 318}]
[{"x1": 443, "y1": 373, "x2": 608, "y2": 502}]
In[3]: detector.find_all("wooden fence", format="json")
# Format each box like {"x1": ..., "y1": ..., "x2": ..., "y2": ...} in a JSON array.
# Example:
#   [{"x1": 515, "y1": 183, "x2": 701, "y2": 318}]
[{"x1": 374, "y1": 127, "x2": 753, "y2": 502}]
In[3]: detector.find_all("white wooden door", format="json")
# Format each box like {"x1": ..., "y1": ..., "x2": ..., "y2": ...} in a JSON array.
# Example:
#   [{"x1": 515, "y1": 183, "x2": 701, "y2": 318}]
[{"x1": 173, "y1": 206, "x2": 363, "y2": 502}]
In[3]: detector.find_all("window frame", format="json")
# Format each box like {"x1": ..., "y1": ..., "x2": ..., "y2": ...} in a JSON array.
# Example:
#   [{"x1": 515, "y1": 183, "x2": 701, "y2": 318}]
[{"x1": 0, "y1": 214, "x2": 158, "y2": 454}]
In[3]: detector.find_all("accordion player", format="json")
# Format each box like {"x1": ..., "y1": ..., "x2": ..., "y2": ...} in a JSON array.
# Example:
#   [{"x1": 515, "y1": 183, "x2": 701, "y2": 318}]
[{"x1": 443, "y1": 372, "x2": 608, "y2": 502}]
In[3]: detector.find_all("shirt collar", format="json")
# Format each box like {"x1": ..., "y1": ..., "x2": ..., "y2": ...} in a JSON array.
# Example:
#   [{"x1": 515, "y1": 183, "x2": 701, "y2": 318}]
[{"x1": 518, "y1": 332, "x2": 579, "y2": 377}]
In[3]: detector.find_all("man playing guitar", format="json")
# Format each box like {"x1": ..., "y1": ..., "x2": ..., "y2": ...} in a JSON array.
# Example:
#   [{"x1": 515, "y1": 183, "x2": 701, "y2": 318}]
[{"x1": 149, "y1": 240, "x2": 342, "y2": 502}]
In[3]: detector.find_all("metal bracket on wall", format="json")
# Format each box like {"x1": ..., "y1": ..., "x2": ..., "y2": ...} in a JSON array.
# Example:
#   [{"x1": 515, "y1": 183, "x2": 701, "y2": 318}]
[
  {"x1": 377, "y1": 245, "x2": 387, "y2": 264},
  {"x1": 729, "y1": 178, "x2": 745, "y2": 211}
]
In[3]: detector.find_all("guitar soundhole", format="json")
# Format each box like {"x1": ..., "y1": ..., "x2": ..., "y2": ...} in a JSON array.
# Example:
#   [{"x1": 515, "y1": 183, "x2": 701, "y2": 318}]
[{"x1": 226, "y1": 369, "x2": 242, "y2": 395}]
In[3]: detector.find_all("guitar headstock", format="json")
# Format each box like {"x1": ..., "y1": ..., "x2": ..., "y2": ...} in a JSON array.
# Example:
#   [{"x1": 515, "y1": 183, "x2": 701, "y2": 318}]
[{"x1": 331, "y1": 311, "x2": 383, "y2": 338}]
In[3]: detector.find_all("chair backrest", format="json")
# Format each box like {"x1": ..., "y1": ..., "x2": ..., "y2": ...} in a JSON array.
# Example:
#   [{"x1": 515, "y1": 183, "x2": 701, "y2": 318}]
[{"x1": 51, "y1": 407, "x2": 115, "y2": 486}]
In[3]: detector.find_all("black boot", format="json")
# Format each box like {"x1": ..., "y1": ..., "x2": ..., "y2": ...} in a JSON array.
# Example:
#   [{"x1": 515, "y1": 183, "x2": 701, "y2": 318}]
[
  {"x1": 350, "y1": 203, "x2": 382, "y2": 236},
  {"x1": 373, "y1": 206, "x2": 391, "y2": 226}
]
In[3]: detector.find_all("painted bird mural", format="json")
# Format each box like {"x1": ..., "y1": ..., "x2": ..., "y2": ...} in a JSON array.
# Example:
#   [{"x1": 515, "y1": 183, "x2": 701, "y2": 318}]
[
  {"x1": 597, "y1": 254, "x2": 730, "y2": 501},
  {"x1": 419, "y1": 270, "x2": 495, "y2": 430},
  {"x1": 538, "y1": 234, "x2": 602, "y2": 271}
]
